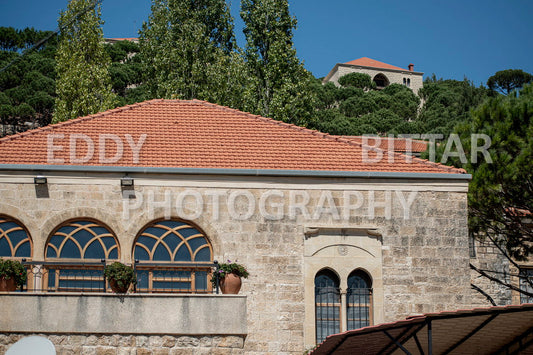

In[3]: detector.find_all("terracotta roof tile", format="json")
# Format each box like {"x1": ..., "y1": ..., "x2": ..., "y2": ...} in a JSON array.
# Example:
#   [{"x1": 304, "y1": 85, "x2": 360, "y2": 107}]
[
  {"x1": 340, "y1": 136, "x2": 429, "y2": 153},
  {"x1": 344, "y1": 57, "x2": 406, "y2": 71},
  {"x1": 0, "y1": 99, "x2": 465, "y2": 174}
]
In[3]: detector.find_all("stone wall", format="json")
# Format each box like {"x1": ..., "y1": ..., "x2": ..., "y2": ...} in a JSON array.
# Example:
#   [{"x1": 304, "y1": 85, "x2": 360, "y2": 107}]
[
  {"x1": 470, "y1": 238, "x2": 512, "y2": 307},
  {"x1": 326, "y1": 64, "x2": 424, "y2": 96},
  {"x1": 0, "y1": 172, "x2": 471, "y2": 353},
  {"x1": 0, "y1": 293, "x2": 246, "y2": 335},
  {"x1": 0, "y1": 334, "x2": 245, "y2": 355}
]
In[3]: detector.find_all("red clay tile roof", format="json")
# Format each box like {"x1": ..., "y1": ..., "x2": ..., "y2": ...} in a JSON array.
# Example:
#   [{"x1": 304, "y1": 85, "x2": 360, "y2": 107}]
[
  {"x1": 344, "y1": 57, "x2": 406, "y2": 71},
  {"x1": 0, "y1": 99, "x2": 465, "y2": 174},
  {"x1": 340, "y1": 136, "x2": 429, "y2": 153}
]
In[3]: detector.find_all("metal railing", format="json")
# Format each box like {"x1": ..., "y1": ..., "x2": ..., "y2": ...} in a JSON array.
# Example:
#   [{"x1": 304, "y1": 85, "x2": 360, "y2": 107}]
[{"x1": 16, "y1": 259, "x2": 221, "y2": 294}]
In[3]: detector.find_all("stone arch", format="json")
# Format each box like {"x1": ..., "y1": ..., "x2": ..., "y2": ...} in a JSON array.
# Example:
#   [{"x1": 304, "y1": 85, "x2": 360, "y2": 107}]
[
  {"x1": 132, "y1": 217, "x2": 213, "y2": 263},
  {"x1": 39, "y1": 208, "x2": 122, "y2": 260},
  {"x1": 45, "y1": 217, "x2": 120, "y2": 260},
  {"x1": 126, "y1": 213, "x2": 221, "y2": 259},
  {"x1": 373, "y1": 73, "x2": 389, "y2": 89}
]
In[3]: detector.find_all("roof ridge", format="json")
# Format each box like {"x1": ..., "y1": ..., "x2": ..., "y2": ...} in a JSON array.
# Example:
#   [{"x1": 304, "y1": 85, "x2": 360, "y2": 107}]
[
  {"x1": 188, "y1": 100, "x2": 465, "y2": 174},
  {"x1": 0, "y1": 99, "x2": 164, "y2": 143}
]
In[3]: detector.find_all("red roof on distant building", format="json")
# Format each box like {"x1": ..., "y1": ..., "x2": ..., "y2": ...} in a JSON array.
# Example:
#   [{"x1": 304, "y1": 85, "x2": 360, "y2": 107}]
[
  {"x1": 344, "y1": 57, "x2": 406, "y2": 71},
  {"x1": 0, "y1": 99, "x2": 465, "y2": 175}
]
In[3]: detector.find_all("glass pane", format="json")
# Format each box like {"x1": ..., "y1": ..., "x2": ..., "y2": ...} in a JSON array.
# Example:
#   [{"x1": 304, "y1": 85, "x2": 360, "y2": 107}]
[
  {"x1": 154, "y1": 243, "x2": 171, "y2": 261},
  {"x1": 195, "y1": 247, "x2": 211, "y2": 262},
  {"x1": 175, "y1": 244, "x2": 191, "y2": 261},
  {"x1": 14, "y1": 241, "x2": 31, "y2": 257},
  {"x1": 134, "y1": 245, "x2": 150, "y2": 260},
  {"x1": 153, "y1": 281, "x2": 191, "y2": 290},
  {"x1": 70, "y1": 227, "x2": 94, "y2": 247},
  {"x1": 59, "y1": 239, "x2": 81, "y2": 259},
  {"x1": 0, "y1": 237, "x2": 10, "y2": 256},
  {"x1": 315, "y1": 269, "x2": 341, "y2": 343},
  {"x1": 85, "y1": 240, "x2": 106, "y2": 259},
  {"x1": 347, "y1": 287, "x2": 371, "y2": 330},
  {"x1": 135, "y1": 270, "x2": 149, "y2": 289},
  {"x1": 162, "y1": 234, "x2": 180, "y2": 252},
  {"x1": 195, "y1": 271, "x2": 208, "y2": 291},
  {"x1": 137, "y1": 235, "x2": 157, "y2": 250},
  {"x1": 188, "y1": 237, "x2": 207, "y2": 251}
]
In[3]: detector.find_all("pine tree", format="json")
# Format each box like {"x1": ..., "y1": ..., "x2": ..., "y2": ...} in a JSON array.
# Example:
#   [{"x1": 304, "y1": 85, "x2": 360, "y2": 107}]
[
  {"x1": 53, "y1": 0, "x2": 116, "y2": 123},
  {"x1": 241, "y1": 0, "x2": 316, "y2": 124},
  {"x1": 139, "y1": 0, "x2": 246, "y2": 108}
]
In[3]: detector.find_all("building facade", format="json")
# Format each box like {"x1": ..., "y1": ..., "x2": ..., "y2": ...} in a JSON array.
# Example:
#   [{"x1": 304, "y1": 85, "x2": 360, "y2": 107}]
[
  {"x1": 323, "y1": 57, "x2": 424, "y2": 95},
  {"x1": 0, "y1": 99, "x2": 502, "y2": 354}
]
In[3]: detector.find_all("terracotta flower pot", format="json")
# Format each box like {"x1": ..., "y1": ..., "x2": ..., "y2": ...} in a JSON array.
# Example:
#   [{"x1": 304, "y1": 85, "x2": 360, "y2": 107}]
[
  {"x1": 220, "y1": 273, "x2": 242, "y2": 294},
  {"x1": 0, "y1": 276, "x2": 17, "y2": 292},
  {"x1": 109, "y1": 279, "x2": 130, "y2": 293}
]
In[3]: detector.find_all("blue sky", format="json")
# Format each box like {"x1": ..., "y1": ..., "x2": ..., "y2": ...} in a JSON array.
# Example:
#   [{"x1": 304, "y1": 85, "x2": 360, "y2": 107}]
[{"x1": 1, "y1": 0, "x2": 532, "y2": 86}]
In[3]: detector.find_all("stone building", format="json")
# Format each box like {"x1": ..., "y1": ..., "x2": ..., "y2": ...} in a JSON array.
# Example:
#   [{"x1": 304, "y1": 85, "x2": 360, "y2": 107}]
[
  {"x1": 0, "y1": 99, "x2": 502, "y2": 354},
  {"x1": 323, "y1": 57, "x2": 424, "y2": 95}
]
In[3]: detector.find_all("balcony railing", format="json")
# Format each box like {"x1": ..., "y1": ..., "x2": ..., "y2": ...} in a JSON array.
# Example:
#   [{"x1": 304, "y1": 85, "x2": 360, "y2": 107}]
[{"x1": 17, "y1": 259, "x2": 222, "y2": 294}]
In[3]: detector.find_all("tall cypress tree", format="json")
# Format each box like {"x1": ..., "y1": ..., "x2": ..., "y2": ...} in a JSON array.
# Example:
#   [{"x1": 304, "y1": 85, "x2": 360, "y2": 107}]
[
  {"x1": 241, "y1": 0, "x2": 316, "y2": 124},
  {"x1": 139, "y1": 0, "x2": 246, "y2": 108},
  {"x1": 53, "y1": 0, "x2": 116, "y2": 123}
]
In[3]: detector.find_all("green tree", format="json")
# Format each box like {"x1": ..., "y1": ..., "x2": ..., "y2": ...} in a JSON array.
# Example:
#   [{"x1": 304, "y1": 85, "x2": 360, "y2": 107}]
[
  {"x1": 418, "y1": 77, "x2": 488, "y2": 135},
  {"x1": 338, "y1": 72, "x2": 376, "y2": 91},
  {"x1": 464, "y1": 84, "x2": 532, "y2": 260},
  {"x1": 53, "y1": 0, "x2": 116, "y2": 123},
  {"x1": 241, "y1": 0, "x2": 316, "y2": 124},
  {"x1": 487, "y1": 69, "x2": 533, "y2": 95},
  {"x1": 139, "y1": 0, "x2": 245, "y2": 108},
  {"x1": 435, "y1": 84, "x2": 533, "y2": 299}
]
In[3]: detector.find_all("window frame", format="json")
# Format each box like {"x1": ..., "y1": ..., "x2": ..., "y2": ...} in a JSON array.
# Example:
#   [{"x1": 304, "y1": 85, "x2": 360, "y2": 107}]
[
  {"x1": 44, "y1": 218, "x2": 120, "y2": 292},
  {"x1": 132, "y1": 218, "x2": 214, "y2": 293}
]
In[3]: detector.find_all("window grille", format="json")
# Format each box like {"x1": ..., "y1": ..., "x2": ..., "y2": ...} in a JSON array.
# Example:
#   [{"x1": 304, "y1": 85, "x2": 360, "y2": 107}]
[
  {"x1": 347, "y1": 270, "x2": 372, "y2": 330},
  {"x1": 315, "y1": 269, "x2": 341, "y2": 343},
  {"x1": 520, "y1": 268, "x2": 533, "y2": 304}
]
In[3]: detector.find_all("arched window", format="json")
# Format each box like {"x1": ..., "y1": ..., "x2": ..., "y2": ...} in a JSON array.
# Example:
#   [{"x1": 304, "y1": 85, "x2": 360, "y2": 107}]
[
  {"x1": 45, "y1": 219, "x2": 119, "y2": 292},
  {"x1": 0, "y1": 215, "x2": 32, "y2": 258},
  {"x1": 373, "y1": 73, "x2": 389, "y2": 89},
  {"x1": 347, "y1": 270, "x2": 373, "y2": 330},
  {"x1": 133, "y1": 219, "x2": 213, "y2": 293},
  {"x1": 315, "y1": 269, "x2": 341, "y2": 343}
]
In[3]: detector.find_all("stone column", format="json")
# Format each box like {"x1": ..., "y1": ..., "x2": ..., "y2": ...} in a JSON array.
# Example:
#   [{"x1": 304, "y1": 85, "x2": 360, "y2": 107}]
[{"x1": 340, "y1": 288, "x2": 347, "y2": 332}]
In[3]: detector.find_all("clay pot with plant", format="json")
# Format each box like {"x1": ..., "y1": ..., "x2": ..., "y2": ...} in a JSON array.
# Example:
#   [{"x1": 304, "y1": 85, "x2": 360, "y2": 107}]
[
  {"x1": 211, "y1": 260, "x2": 249, "y2": 294},
  {"x1": 104, "y1": 262, "x2": 136, "y2": 293},
  {"x1": 0, "y1": 258, "x2": 27, "y2": 291}
]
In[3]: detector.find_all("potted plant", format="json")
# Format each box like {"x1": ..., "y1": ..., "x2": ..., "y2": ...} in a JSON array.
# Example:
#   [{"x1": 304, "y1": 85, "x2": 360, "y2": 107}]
[
  {"x1": 0, "y1": 258, "x2": 27, "y2": 291},
  {"x1": 211, "y1": 260, "x2": 249, "y2": 294},
  {"x1": 104, "y1": 262, "x2": 136, "y2": 293}
]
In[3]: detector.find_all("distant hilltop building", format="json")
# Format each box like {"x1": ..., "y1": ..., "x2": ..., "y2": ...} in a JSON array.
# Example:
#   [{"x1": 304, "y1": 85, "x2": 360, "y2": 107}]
[
  {"x1": 103, "y1": 37, "x2": 139, "y2": 44},
  {"x1": 323, "y1": 57, "x2": 424, "y2": 94}
]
